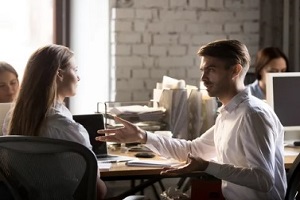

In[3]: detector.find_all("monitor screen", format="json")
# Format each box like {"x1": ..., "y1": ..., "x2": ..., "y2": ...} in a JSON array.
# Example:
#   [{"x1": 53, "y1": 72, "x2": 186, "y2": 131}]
[{"x1": 266, "y1": 72, "x2": 300, "y2": 131}]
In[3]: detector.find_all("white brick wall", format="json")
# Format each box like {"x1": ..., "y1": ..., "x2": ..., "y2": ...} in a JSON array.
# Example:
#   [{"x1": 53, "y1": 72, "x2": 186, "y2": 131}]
[
  {"x1": 189, "y1": 0, "x2": 205, "y2": 8},
  {"x1": 160, "y1": 10, "x2": 197, "y2": 21},
  {"x1": 224, "y1": 23, "x2": 242, "y2": 33},
  {"x1": 133, "y1": 0, "x2": 168, "y2": 8},
  {"x1": 150, "y1": 46, "x2": 167, "y2": 56},
  {"x1": 150, "y1": 69, "x2": 168, "y2": 78},
  {"x1": 135, "y1": 9, "x2": 152, "y2": 19},
  {"x1": 132, "y1": 44, "x2": 149, "y2": 55},
  {"x1": 243, "y1": 22, "x2": 259, "y2": 33},
  {"x1": 111, "y1": 44, "x2": 131, "y2": 55},
  {"x1": 111, "y1": 0, "x2": 260, "y2": 101},
  {"x1": 133, "y1": 21, "x2": 147, "y2": 32},
  {"x1": 207, "y1": 0, "x2": 224, "y2": 9},
  {"x1": 132, "y1": 69, "x2": 149, "y2": 78},
  {"x1": 168, "y1": 46, "x2": 186, "y2": 56},
  {"x1": 112, "y1": 8, "x2": 135, "y2": 19}
]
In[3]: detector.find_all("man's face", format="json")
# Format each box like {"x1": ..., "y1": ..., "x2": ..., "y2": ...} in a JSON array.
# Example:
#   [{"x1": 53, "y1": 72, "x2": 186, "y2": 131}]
[{"x1": 200, "y1": 56, "x2": 234, "y2": 99}]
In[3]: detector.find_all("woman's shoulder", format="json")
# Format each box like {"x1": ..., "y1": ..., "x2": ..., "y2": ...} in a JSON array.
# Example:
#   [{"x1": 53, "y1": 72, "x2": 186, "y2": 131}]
[
  {"x1": 246, "y1": 79, "x2": 258, "y2": 89},
  {"x1": 45, "y1": 113, "x2": 81, "y2": 132},
  {"x1": 40, "y1": 114, "x2": 92, "y2": 148},
  {"x1": 246, "y1": 80, "x2": 265, "y2": 100}
]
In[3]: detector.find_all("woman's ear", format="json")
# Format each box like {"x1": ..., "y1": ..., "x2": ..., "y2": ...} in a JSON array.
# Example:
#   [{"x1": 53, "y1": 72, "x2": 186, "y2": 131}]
[{"x1": 57, "y1": 69, "x2": 64, "y2": 81}]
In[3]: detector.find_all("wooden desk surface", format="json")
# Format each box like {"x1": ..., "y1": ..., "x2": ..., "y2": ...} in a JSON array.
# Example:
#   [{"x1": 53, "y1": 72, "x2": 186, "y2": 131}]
[
  {"x1": 100, "y1": 151, "x2": 175, "y2": 178},
  {"x1": 101, "y1": 146, "x2": 300, "y2": 179},
  {"x1": 284, "y1": 146, "x2": 300, "y2": 169}
]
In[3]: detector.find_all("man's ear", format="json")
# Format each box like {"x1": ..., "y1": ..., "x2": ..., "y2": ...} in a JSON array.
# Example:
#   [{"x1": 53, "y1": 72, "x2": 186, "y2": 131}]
[{"x1": 232, "y1": 64, "x2": 242, "y2": 79}]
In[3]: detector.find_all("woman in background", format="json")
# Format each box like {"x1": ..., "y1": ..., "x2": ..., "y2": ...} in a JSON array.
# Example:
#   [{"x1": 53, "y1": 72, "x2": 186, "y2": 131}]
[
  {"x1": 0, "y1": 61, "x2": 19, "y2": 103},
  {"x1": 4, "y1": 44, "x2": 107, "y2": 199},
  {"x1": 247, "y1": 47, "x2": 289, "y2": 99}
]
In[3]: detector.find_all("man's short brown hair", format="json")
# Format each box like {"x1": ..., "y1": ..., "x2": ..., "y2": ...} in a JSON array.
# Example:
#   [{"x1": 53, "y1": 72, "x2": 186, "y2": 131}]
[{"x1": 197, "y1": 39, "x2": 251, "y2": 71}]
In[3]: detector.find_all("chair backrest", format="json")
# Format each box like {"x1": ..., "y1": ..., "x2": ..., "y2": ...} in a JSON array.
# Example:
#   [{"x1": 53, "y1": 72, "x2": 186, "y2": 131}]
[
  {"x1": 285, "y1": 153, "x2": 300, "y2": 200},
  {"x1": 0, "y1": 136, "x2": 97, "y2": 200}
]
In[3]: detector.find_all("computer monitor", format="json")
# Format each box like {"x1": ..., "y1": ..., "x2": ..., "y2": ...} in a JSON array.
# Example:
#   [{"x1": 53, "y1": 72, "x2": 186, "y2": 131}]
[{"x1": 266, "y1": 72, "x2": 300, "y2": 134}]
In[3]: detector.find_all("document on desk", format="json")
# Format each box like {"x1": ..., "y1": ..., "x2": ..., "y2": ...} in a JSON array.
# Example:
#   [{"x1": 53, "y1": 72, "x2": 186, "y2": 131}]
[
  {"x1": 126, "y1": 159, "x2": 182, "y2": 168},
  {"x1": 284, "y1": 150, "x2": 300, "y2": 156},
  {"x1": 98, "y1": 162, "x2": 112, "y2": 171}
]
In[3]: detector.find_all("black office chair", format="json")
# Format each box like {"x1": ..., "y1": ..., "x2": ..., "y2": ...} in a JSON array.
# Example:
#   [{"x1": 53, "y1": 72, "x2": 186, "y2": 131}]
[
  {"x1": 285, "y1": 153, "x2": 300, "y2": 200},
  {"x1": 0, "y1": 136, "x2": 98, "y2": 200}
]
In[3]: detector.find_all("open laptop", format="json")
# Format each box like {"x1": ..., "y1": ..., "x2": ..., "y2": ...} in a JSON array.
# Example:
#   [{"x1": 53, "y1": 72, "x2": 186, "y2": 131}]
[{"x1": 73, "y1": 114, "x2": 134, "y2": 163}]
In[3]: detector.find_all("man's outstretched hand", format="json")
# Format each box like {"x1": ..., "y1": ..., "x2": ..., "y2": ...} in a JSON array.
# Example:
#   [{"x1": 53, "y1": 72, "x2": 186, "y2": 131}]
[
  {"x1": 161, "y1": 153, "x2": 209, "y2": 176},
  {"x1": 96, "y1": 116, "x2": 147, "y2": 144}
]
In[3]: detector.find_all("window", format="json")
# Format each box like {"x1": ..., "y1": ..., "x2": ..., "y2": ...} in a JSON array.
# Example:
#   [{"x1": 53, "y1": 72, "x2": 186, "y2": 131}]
[
  {"x1": 0, "y1": 0, "x2": 110, "y2": 114},
  {"x1": 69, "y1": 0, "x2": 110, "y2": 114},
  {"x1": 0, "y1": 0, "x2": 54, "y2": 81}
]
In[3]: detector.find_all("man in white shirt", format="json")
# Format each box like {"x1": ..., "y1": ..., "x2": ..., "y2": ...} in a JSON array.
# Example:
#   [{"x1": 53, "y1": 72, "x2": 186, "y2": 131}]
[{"x1": 97, "y1": 39, "x2": 287, "y2": 200}]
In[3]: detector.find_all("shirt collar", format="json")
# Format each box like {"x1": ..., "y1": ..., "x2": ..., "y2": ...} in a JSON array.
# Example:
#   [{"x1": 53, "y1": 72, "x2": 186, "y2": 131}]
[
  {"x1": 47, "y1": 101, "x2": 65, "y2": 115},
  {"x1": 220, "y1": 88, "x2": 249, "y2": 113}
]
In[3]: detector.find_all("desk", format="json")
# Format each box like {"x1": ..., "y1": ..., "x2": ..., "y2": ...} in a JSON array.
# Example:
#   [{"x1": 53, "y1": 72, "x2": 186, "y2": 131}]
[
  {"x1": 284, "y1": 146, "x2": 300, "y2": 169},
  {"x1": 101, "y1": 147, "x2": 300, "y2": 199},
  {"x1": 101, "y1": 150, "x2": 193, "y2": 199},
  {"x1": 101, "y1": 151, "x2": 177, "y2": 180}
]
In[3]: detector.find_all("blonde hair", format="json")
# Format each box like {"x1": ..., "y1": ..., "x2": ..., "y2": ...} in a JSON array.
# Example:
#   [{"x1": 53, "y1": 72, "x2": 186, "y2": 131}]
[{"x1": 9, "y1": 44, "x2": 74, "y2": 136}]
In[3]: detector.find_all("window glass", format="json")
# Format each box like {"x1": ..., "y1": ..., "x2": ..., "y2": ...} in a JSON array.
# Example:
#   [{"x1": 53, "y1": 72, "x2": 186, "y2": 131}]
[
  {"x1": 0, "y1": 0, "x2": 53, "y2": 81},
  {"x1": 69, "y1": 0, "x2": 110, "y2": 114}
]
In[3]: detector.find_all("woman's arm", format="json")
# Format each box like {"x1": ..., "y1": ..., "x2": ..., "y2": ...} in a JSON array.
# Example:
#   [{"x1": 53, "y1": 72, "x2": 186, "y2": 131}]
[{"x1": 96, "y1": 178, "x2": 107, "y2": 199}]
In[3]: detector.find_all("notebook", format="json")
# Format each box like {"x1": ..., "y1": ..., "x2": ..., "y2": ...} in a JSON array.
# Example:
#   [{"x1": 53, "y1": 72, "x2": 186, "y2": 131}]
[{"x1": 73, "y1": 114, "x2": 134, "y2": 163}]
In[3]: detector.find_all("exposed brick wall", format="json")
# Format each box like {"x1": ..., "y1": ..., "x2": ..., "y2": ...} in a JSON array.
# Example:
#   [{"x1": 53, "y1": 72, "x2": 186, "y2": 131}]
[{"x1": 110, "y1": 0, "x2": 260, "y2": 101}]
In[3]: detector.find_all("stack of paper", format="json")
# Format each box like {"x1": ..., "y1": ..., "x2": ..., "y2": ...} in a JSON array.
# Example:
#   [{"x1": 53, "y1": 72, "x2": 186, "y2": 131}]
[{"x1": 108, "y1": 105, "x2": 166, "y2": 123}]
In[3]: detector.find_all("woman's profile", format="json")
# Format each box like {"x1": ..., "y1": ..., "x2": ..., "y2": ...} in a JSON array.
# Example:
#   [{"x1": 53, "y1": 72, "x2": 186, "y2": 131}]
[{"x1": 0, "y1": 61, "x2": 19, "y2": 103}]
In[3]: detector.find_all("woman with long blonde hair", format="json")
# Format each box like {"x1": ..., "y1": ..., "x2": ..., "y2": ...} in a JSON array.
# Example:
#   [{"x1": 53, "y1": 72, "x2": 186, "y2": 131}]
[{"x1": 4, "y1": 44, "x2": 107, "y2": 199}]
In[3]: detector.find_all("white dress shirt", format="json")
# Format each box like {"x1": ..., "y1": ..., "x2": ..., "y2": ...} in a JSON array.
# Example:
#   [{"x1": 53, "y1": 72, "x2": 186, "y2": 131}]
[{"x1": 146, "y1": 89, "x2": 286, "y2": 200}]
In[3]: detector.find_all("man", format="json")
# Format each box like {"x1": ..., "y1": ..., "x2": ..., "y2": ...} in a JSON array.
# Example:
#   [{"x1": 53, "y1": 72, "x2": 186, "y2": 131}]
[{"x1": 97, "y1": 39, "x2": 287, "y2": 200}]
